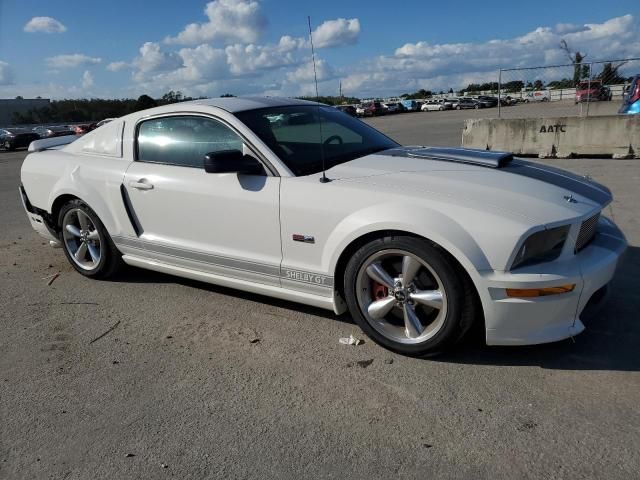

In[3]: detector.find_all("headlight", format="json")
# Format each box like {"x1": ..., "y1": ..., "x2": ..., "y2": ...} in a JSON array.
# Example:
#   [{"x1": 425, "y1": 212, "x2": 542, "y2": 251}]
[{"x1": 511, "y1": 225, "x2": 570, "y2": 270}]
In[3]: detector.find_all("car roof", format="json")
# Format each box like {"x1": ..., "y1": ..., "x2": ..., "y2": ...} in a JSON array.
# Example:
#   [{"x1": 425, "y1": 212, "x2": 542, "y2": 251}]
[{"x1": 189, "y1": 96, "x2": 320, "y2": 113}]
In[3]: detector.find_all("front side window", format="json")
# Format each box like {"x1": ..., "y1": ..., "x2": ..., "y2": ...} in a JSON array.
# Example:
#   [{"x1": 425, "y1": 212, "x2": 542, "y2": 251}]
[
  {"x1": 235, "y1": 106, "x2": 398, "y2": 176},
  {"x1": 137, "y1": 115, "x2": 243, "y2": 168}
]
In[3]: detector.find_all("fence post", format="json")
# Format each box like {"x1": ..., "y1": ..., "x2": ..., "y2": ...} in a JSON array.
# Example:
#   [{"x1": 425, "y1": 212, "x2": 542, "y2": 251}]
[
  {"x1": 585, "y1": 63, "x2": 592, "y2": 117},
  {"x1": 498, "y1": 69, "x2": 502, "y2": 118}
]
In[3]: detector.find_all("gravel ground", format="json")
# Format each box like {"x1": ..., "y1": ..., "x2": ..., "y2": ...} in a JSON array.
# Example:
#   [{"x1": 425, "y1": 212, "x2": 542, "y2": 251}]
[{"x1": 1, "y1": 107, "x2": 639, "y2": 479}]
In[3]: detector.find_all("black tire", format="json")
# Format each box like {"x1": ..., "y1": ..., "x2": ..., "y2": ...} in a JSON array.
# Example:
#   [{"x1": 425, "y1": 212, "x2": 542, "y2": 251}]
[
  {"x1": 456, "y1": 105, "x2": 461, "y2": 110},
  {"x1": 4, "y1": 140, "x2": 14, "y2": 151},
  {"x1": 343, "y1": 235, "x2": 476, "y2": 357},
  {"x1": 58, "y1": 199, "x2": 123, "y2": 279}
]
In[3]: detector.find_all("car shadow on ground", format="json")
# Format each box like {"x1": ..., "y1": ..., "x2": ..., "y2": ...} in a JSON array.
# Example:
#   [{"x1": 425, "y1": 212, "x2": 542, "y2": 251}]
[
  {"x1": 441, "y1": 246, "x2": 640, "y2": 372},
  {"x1": 112, "y1": 246, "x2": 638, "y2": 371},
  {"x1": 112, "y1": 264, "x2": 347, "y2": 323}
]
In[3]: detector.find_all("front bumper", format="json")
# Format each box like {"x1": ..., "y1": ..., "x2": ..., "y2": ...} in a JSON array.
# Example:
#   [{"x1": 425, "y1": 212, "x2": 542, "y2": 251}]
[{"x1": 481, "y1": 217, "x2": 627, "y2": 346}]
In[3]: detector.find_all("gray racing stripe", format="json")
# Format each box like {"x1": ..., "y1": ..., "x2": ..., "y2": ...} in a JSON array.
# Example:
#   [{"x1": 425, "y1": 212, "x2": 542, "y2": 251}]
[
  {"x1": 501, "y1": 159, "x2": 612, "y2": 206},
  {"x1": 112, "y1": 235, "x2": 334, "y2": 292}
]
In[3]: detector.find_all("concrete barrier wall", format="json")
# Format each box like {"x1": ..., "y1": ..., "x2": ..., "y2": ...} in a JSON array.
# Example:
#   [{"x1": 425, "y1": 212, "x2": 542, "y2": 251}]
[{"x1": 462, "y1": 115, "x2": 640, "y2": 158}]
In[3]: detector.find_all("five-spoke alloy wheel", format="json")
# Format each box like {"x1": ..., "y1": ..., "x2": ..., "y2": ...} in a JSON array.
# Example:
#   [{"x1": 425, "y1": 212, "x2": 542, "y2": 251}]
[
  {"x1": 355, "y1": 250, "x2": 448, "y2": 344},
  {"x1": 62, "y1": 208, "x2": 102, "y2": 271},
  {"x1": 344, "y1": 236, "x2": 475, "y2": 356},
  {"x1": 58, "y1": 199, "x2": 123, "y2": 278}
]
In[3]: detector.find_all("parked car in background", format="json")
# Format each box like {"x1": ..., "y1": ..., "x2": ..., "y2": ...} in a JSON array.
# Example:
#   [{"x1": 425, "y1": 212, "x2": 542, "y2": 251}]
[
  {"x1": 383, "y1": 102, "x2": 403, "y2": 114},
  {"x1": 400, "y1": 99, "x2": 420, "y2": 112},
  {"x1": 438, "y1": 98, "x2": 455, "y2": 110},
  {"x1": 1, "y1": 128, "x2": 40, "y2": 150},
  {"x1": 334, "y1": 105, "x2": 357, "y2": 117},
  {"x1": 421, "y1": 101, "x2": 445, "y2": 111},
  {"x1": 523, "y1": 90, "x2": 551, "y2": 103},
  {"x1": 446, "y1": 98, "x2": 461, "y2": 109},
  {"x1": 575, "y1": 80, "x2": 612, "y2": 103},
  {"x1": 358, "y1": 102, "x2": 386, "y2": 117},
  {"x1": 476, "y1": 96, "x2": 499, "y2": 108},
  {"x1": 73, "y1": 124, "x2": 98, "y2": 135},
  {"x1": 618, "y1": 75, "x2": 640, "y2": 114},
  {"x1": 499, "y1": 96, "x2": 517, "y2": 106},
  {"x1": 455, "y1": 98, "x2": 481, "y2": 110},
  {"x1": 33, "y1": 125, "x2": 75, "y2": 138}
]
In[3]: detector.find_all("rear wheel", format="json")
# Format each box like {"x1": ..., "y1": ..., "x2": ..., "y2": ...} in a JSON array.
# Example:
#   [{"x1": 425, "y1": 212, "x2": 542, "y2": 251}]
[
  {"x1": 58, "y1": 199, "x2": 123, "y2": 279},
  {"x1": 344, "y1": 236, "x2": 475, "y2": 356}
]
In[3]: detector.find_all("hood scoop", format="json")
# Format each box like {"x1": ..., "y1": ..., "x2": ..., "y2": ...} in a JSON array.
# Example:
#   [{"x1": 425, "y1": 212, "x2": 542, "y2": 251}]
[{"x1": 381, "y1": 146, "x2": 513, "y2": 169}]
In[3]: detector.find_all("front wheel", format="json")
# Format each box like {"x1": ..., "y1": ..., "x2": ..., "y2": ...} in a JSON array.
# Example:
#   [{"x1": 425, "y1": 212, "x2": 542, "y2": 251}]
[
  {"x1": 58, "y1": 199, "x2": 123, "y2": 279},
  {"x1": 4, "y1": 140, "x2": 14, "y2": 150},
  {"x1": 344, "y1": 236, "x2": 475, "y2": 356}
]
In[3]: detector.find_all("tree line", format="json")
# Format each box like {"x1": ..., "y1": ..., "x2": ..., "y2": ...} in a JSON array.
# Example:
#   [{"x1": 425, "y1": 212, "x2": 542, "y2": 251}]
[
  {"x1": 11, "y1": 91, "x2": 204, "y2": 124},
  {"x1": 12, "y1": 92, "x2": 365, "y2": 124}
]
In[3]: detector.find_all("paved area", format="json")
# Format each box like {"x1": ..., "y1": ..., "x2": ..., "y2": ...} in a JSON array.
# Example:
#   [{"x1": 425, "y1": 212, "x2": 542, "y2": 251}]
[{"x1": 1, "y1": 107, "x2": 639, "y2": 479}]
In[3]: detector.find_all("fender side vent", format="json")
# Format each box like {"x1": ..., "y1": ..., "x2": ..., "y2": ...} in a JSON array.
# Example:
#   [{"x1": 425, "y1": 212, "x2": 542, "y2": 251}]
[{"x1": 120, "y1": 184, "x2": 143, "y2": 237}]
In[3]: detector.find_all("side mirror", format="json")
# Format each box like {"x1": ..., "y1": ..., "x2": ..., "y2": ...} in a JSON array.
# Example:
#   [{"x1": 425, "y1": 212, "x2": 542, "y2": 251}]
[{"x1": 203, "y1": 149, "x2": 264, "y2": 175}]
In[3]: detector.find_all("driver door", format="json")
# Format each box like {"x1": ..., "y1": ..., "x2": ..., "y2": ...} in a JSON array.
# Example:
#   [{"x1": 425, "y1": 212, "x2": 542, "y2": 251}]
[{"x1": 123, "y1": 114, "x2": 282, "y2": 287}]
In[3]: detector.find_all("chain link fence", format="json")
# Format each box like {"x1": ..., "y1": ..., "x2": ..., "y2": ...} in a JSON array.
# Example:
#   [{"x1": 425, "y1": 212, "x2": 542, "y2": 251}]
[{"x1": 495, "y1": 57, "x2": 640, "y2": 117}]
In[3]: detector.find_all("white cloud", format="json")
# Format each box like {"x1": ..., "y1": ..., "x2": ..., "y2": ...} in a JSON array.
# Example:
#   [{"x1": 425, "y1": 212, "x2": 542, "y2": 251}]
[
  {"x1": 130, "y1": 43, "x2": 229, "y2": 94},
  {"x1": 165, "y1": 0, "x2": 266, "y2": 45},
  {"x1": 132, "y1": 42, "x2": 183, "y2": 81},
  {"x1": 106, "y1": 61, "x2": 129, "y2": 72},
  {"x1": 129, "y1": 33, "x2": 306, "y2": 89},
  {"x1": 312, "y1": 18, "x2": 360, "y2": 48},
  {"x1": 81, "y1": 70, "x2": 94, "y2": 89},
  {"x1": 554, "y1": 23, "x2": 589, "y2": 35},
  {"x1": 16, "y1": 12, "x2": 639, "y2": 101},
  {"x1": 124, "y1": 12, "x2": 359, "y2": 96},
  {"x1": 343, "y1": 14, "x2": 640, "y2": 97},
  {"x1": 24, "y1": 16, "x2": 67, "y2": 33},
  {"x1": 0, "y1": 61, "x2": 14, "y2": 85},
  {"x1": 225, "y1": 35, "x2": 305, "y2": 75},
  {"x1": 286, "y1": 58, "x2": 334, "y2": 83},
  {"x1": 46, "y1": 54, "x2": 102, "y2": 68}
]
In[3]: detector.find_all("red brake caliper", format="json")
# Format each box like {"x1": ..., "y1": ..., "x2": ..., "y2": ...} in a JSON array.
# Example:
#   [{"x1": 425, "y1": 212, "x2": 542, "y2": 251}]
[{"x1": 371, "y1": 280, "x2": 389, "y2": 301}]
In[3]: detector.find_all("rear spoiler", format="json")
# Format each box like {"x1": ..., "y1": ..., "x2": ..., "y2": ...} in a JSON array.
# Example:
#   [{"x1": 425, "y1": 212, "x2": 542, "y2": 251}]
[{"x1": 28, "y1": 135, "x2": 77, "y2": 152}]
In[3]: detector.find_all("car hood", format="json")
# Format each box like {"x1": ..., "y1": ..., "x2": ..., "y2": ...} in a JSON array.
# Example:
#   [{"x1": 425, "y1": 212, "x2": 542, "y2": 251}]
[{"x1": 326, "y1": 147, "x2": 611, "y2": 224}]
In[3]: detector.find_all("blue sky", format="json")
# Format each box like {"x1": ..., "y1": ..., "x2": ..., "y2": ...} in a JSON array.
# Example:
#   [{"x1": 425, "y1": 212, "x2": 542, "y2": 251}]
[{"x1": 0, "y1": 0, "x2": 638, "y2": 99}]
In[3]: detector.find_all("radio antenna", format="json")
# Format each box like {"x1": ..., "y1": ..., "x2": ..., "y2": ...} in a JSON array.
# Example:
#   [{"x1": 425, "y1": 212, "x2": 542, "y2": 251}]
[{"x1": 308, "y1": 16, "x2": 330, "y2": 183}]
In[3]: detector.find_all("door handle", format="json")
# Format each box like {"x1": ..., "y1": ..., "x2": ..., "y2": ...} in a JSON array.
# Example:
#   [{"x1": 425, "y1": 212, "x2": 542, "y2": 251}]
[{"x1": 128, "y1": 179, "x2": 154, "y2": 190}]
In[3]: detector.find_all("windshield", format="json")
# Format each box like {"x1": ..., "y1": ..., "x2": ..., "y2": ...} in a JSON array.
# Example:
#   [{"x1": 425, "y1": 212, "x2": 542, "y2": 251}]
[{"x1": 235, "y1": 105, "x2": 399, "y2": 176}]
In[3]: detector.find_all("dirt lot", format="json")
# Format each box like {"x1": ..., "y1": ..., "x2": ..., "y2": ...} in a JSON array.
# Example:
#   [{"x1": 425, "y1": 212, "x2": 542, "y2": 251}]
[{"x1": 1, "y1": 107, "x2": 639, "y2": 479}]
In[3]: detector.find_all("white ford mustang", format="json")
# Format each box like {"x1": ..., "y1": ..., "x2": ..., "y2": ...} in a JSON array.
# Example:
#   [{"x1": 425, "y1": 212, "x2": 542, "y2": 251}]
[{"x1": 20, "y1": 97, "x2": 626, "y2": 356}]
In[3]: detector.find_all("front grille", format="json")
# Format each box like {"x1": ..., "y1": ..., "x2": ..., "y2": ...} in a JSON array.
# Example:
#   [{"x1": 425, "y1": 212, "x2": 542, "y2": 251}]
[{"x1": 575, "y1": 213, "x2": 600, "y2": 252}]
